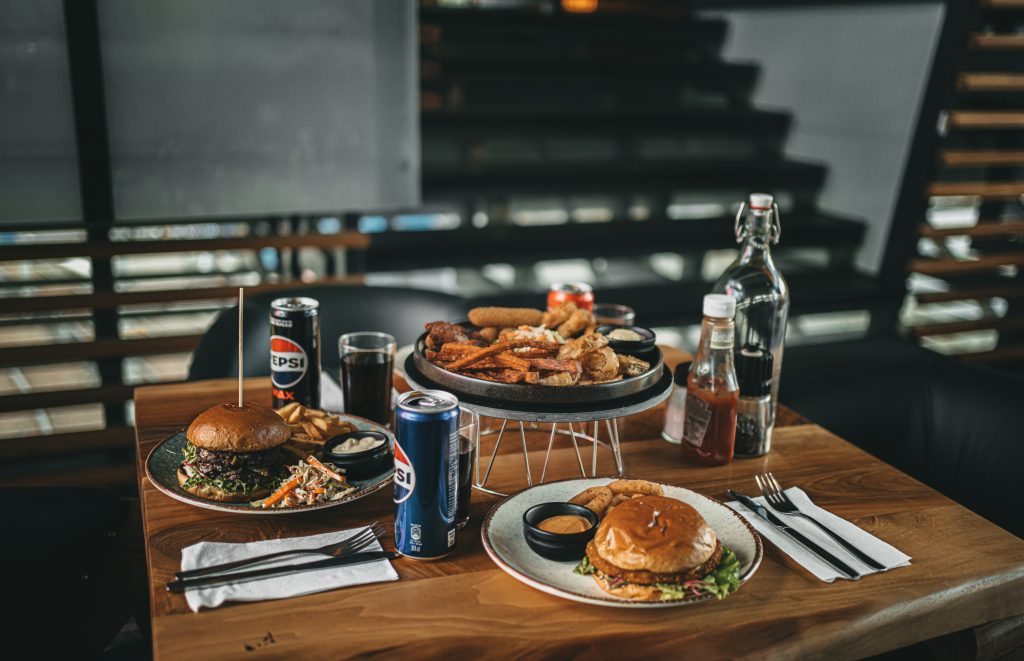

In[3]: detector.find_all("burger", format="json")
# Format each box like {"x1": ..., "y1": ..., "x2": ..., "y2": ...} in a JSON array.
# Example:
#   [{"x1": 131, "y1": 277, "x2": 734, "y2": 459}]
[
  {"x1": 178, "y1": 403, "x2": 291, "y2": 502},
  {"x1": 574, "y1": 495, "x2": 741, "y2": 601}
]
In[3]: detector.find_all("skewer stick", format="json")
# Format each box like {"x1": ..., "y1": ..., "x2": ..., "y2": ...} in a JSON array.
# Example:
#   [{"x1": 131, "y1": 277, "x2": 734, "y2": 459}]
[{"x1": 238, "y1": 287, "x2": 244, "y2": 407}]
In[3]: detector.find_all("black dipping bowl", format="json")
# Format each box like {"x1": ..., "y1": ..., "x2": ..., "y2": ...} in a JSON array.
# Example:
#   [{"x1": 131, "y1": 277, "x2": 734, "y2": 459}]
[
  {"x1": 323, "y1": 430, "x2": 393, "y2": 481},
  {"x1": 522, "y1": 502, "x2": 599, "y2": 562},
  {"x1": 596, "y1": 325, "x2": 657, "y2": 356}
]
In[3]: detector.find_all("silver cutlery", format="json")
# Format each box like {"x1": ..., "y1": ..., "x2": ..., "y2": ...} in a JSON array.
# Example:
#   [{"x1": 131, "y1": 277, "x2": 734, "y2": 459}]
[
  {"x1": 167, "y1": 549, "x2": 398, "y2": 593},
  {"x1": 755, "y1": 473, "x2": 886, "y2": 572},
  {"x1": 728, "y1": 490, "x2": 860, "y2": 580},
  {"x1": 173, "y1": 521, "x2": 386, "y2": 581}
]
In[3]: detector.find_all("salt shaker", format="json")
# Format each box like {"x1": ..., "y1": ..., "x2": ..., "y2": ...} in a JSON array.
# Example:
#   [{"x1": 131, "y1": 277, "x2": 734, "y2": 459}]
[
  {"x1": 661, "y1": 361, "x2": 691, "y2": 445},
  {"x1": 734, "y1": 345, "x2": 773, "y2": 457}
]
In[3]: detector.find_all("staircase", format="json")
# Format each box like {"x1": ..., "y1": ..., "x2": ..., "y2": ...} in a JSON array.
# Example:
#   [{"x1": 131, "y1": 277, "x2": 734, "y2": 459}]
[
  {"x1": 907, "y1": 0, "x2": 1024, "y2": 368},
  {"x1": 360, "y1": 2, "x2": 879, "y2": 328}
]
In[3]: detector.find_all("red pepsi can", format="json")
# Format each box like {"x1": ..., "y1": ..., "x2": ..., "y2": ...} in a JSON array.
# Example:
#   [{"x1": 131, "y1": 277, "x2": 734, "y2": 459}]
[
  {"x1": 394, "y1": 390, "x2": 459, "y2": 560},
  {"x1": 270, "y1": 297, "x2": 321, "y2": 409}
]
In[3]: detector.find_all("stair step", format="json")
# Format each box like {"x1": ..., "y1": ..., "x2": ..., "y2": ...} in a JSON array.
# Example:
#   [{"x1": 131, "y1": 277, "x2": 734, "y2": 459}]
[
  {"x1": 948, "y1": 111, "x2": 1024, "y2": 130},
  {"x1": 939, "y1": 149, "x2": 1024, "y2": 167},
  {"x1": 910, "y1": 252, "x2": 1024, "y2": 275},
  {"x1": 958, "y1": 72, "x2": 1024, "y2": 91},
  {"x1": 927, "y1": 181, "x2": 1024, "y2": 198},
  {"x1": 919, "y1": 221, "x2": 1024, "y2": 238},
  {"x1": 912, "y1": 315, "x2": 1024, "y2": 337},
  {"x1": 916, "y1": 283, "x2": 1024, "y2": 304}
]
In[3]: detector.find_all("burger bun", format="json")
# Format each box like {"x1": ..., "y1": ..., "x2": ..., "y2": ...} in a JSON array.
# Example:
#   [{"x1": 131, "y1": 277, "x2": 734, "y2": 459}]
[{"x1": 186, "y1": 403, "x2": 290, "y2": 452}]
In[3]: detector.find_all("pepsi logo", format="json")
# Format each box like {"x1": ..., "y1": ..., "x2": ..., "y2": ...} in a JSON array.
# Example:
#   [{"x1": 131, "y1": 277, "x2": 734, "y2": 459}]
[
  {"x1": 393, "y1": 441, "x2": 416, "y2": 504},
  {"x1": 270, "y1": 335, "x2": 307, "y2": 389}
]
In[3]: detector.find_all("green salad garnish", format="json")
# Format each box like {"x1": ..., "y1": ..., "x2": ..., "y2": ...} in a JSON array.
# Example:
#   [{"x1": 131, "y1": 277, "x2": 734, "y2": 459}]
[{"x1": 573, "y1": 546, "x2": 741, "y2": 601}]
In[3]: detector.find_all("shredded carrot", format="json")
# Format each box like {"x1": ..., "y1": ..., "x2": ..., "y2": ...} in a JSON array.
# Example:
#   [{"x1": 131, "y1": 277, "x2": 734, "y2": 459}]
[
  {"x1": 307, "y1": 455, "x2": 346, "y2": 484},
  {"x1": 261, "y1": 474, "x2": 301, "y2": 508}
]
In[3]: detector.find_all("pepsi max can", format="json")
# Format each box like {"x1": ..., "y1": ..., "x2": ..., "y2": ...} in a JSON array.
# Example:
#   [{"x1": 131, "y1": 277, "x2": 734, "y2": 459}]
[
  {"x1": 270, "y1": 297, "x2": 321, "y2": 409},
  {"x1": 394, "y1": 390, "x2": 459, "y2": 560}
]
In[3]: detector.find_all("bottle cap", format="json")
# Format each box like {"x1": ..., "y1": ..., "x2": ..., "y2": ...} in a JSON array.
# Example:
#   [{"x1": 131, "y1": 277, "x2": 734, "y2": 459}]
[
  {"x1": 749, "y1": 193, "x2": 774, "y2": 210},
  {"x1": 673, "y1": 361, "x2": 691, "y2": 385},
  {"x1": 735, "y1": 344, "x2": 773, "y2": 397},
  {"x1": 703, "y1": 294, "x2": 736, "y2": 319}
]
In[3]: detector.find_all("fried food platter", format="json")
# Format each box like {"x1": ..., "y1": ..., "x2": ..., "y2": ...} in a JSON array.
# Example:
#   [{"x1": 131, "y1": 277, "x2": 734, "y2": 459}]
[{"x1": 411, "y1": 323, "x2": 664, "y2": 405}]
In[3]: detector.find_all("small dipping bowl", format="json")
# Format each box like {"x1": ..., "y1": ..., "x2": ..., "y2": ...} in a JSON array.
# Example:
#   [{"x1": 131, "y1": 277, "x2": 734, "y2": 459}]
[
  {"x1": 522, "y1": 502, "x2": 599, "y2": 562},
  {"x1": 322, "y1": 430, "x2": 393, "y2": 481},
  {"x1": 596, "y1": 324, "x2": 657, "y2": 356}
]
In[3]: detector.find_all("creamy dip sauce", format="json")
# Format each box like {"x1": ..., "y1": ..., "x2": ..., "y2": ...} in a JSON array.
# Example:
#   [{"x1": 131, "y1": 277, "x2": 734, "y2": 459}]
[
  {"x1": 607, "y1": 328, "x2": 643, "y2": 341},
  {"x1": 537, "y1": 514, "x2": 592, "y2": 534},
  {"x1": 331, "y1": 436, "x2": 385, "y2": 454}
]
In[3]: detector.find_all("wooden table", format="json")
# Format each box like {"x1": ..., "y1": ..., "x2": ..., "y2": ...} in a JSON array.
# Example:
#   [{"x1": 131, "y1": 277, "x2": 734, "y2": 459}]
[{"x1": 135, "y1": 367, "x2": 1024, "y2": 659}]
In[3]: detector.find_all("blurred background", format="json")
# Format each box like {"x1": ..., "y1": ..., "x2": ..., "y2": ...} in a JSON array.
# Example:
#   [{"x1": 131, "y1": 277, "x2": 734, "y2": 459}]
[{"x1": 1, "y1": 0, "x2": 1020, "y2": 491}]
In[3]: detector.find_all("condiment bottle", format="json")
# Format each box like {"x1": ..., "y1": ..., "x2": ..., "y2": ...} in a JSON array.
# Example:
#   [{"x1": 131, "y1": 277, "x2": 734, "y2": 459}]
[
  {"x1": 682, "y1": 294, "x2": 739, "y2": 466},
  {"x1": 661, "y1": 361, "x2": 691, "y2": 445},
  {"x1": 734, "y1": 344, "x2": 773, "y2": 457}
]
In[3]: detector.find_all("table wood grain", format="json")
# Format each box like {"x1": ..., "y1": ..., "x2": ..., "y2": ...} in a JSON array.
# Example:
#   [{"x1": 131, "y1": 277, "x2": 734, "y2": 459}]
[{"x1": 135, "y1": 364, "x2": 1024, "y2": 660}]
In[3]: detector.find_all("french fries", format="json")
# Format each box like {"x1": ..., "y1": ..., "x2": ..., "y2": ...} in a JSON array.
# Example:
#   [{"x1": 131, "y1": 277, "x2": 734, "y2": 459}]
[{"x1": 274, "y1": 402, "x2": 356, "y2": 445}]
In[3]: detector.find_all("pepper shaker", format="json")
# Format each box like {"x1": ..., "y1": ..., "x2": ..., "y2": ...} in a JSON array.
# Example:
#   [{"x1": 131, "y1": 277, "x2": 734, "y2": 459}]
[
  {"x1": 661, "y1": 361, "x2": 691, "y2": 445},
  {"x1": 734, "y1": 345, "x2": 773, "y2": 457}
]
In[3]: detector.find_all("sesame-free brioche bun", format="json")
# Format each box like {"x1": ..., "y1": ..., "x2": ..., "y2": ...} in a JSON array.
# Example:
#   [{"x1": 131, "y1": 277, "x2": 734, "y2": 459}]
[
  {"x1": 186, "y1": 403, "x2": 290, "y2": 452},
  {"x1": 591, "y1": 495, "x2": 717, "y2": 575}
]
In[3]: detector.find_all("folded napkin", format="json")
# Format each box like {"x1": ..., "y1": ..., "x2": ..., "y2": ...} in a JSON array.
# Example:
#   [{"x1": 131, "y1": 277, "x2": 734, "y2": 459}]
[
  {"x1": 727, "y1": 487, "x2": 911, "y2": 582},
  {"x1": 180, "y1": 527, "x2": 399, "y2": 612}
]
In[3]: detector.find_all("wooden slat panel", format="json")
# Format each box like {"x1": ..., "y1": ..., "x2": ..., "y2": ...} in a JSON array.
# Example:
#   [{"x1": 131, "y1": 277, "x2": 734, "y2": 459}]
[
  {"x1": 970, "y1": 33, "x2": 1024, "y2": 50},
  {"x1": 916, "y1": 284, "x2": 1024, "y2": 304},
  {"x1": 927, "y1": 181, "x2": 1024, "y2": 198},
  {"x1": 939, "y1": 149, "x2": 1024, "y2": 167},
  {"x1": 0, "y1": 335, "x2": 202, "y2": 368},
  {"x1": 0, "y1": 231, "x2": 370, "y2": 262},
  {"x1": 910, "y1": 253, "x2": 1024, "y2": 275},
  {"x1": 0, "y1": 384, "x2": 137, "y2": 413},
  {"x1": 958, "y1": 72, "x2": 1024, "y2": 91},
  {"x1": 0, "y1": 274, "x2": 365, "y2": 315},
  {"x1": 0, "y1": 460, "x2": 136, "y2": 487},
  {"x1": 947, "y1": 111, "x2": 1024, "y2": 130},
  {"x1": 918, "y1": 221, "x2": 1024, "y2": 238},
  {"x1": 912, "y1": 315, "x2": 1024, "y2": 337},
  {"x1": 0, "y1": 426, "x2": 135, "y2": 461}
]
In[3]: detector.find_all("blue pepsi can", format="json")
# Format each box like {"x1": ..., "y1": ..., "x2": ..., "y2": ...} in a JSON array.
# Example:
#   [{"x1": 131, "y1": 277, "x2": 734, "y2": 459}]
[{"x1": 394, "y1": 389, "x2": 459, "y2": 560}]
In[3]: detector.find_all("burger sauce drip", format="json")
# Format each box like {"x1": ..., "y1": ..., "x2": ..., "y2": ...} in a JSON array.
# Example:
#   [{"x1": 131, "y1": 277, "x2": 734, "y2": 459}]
[{"x1": 682, "y1": 309, "x2": 739, "y2": 466}]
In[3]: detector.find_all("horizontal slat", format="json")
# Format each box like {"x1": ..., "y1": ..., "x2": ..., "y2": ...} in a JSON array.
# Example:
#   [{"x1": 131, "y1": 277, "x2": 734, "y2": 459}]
[
  {"x1": 0, "y1": 426, "x2": 135, "y2": 461},
  {"x1": 912, "y1": 315, "x2": 1024, "y2": 337},
  {"x1": 0, "y1": 460, "x2": 136, "y2": 487},
  {"x1": 947, "y1": 111, "x2": 1024, "y2": 130},
  {"x1": 0, "y1": 335, "x2": 201, "y2": 368},
  {"x1": 0, "y1": 383, "x2": 181, "y2": 413},
  {"x1": 960, "y1": 344, "x2": 1024, "y2": 364},
  {"x1": 0, "y1": 232, "x2": 369, "y2": 262},
  {"x1": 958, "y1": 73, "x2": 1024, "y2": 91},
  {"x1": 424, "y1": 160, "x2": 826, "y2": 197},
  {"x1": 916, "y1": 284, "x2": 1024, "y2": 304},
  {"x1": 939, "y1": 150, "x2": 1024, "y2": 167},
  {"x1": 420, "y1": 7, "x2": 716, "y2": 36},
  {"x1": 927, "y1": 181, "x2": 1024, "y2": 198},
  {"x1": 0, "y1": 274, "x2": 365, "y2": 315},
  {"x1": 980, "y1": 0, "x2": 1024, "y2": 8},
  {"x1": 910, "y1": 253, "x2": 1024, "y2": 275},
  {"x1": 919, "y1": 221, "x2": 1024, "y2": 238},
  {"x1": 422, "y1": 63, "x2": 758, "y2": 88},
  {"x1": 970, "y1": 33, "x2": 1024, "y2": 50}
]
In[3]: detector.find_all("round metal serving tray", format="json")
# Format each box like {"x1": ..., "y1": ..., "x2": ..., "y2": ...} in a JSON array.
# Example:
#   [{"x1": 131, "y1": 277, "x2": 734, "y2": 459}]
[{"x1": 411, "y1": 329, "x2": 664, "y2": 405}]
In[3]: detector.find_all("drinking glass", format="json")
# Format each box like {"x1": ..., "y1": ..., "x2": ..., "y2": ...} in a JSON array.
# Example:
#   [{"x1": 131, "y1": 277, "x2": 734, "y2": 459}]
[
  {"x1": 456, "y1": 407, "x2": 479, "y2": 529},
  {"x1": 593, "y1": 303, "x2": 636, "y2": 326},
  {"x1": 338, "y1": 332, "x2": 396, "y2": 426}
]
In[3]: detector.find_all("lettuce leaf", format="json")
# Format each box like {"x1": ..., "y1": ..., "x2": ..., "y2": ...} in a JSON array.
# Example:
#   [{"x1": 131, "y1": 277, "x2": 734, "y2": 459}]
[
  {"x1": 571, "y1": 546, "x2": 742, "y2": 601},
  {"x1": 573, "y1": 555, "x2": 597, "y2": 575}
]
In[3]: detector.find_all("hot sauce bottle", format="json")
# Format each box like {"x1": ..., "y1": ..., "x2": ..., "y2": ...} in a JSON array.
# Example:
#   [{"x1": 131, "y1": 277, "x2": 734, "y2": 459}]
[{"x1": 682, "y1": 294, "x2": 739, "y2": 466}]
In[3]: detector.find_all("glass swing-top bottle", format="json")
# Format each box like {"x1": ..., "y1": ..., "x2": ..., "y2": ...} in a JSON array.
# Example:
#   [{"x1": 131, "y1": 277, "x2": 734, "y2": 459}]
[{"x1": 712, "y1": 193, "x2": 790, "y2": 420}]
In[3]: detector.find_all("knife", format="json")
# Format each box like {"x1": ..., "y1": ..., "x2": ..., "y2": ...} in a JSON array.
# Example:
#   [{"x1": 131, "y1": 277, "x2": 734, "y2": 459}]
[
  {"x1": 728, "y1": 490, "x2": 861, "y2": 580},
  {"x1": 166, "y1": 550, "x2": 397, "y2": 593}
]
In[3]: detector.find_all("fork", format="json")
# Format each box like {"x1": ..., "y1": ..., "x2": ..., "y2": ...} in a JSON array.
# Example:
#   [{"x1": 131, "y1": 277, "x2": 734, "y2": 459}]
[
  {"x1": 174, "y1": 521, "x2": 386, "y2": 580},
  {"x1": 755, "y1": 474, "x2": 887, "y2": 572}
]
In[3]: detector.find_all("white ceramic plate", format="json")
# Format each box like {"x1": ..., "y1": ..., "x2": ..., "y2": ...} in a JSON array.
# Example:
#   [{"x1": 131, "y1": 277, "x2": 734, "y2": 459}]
[{"x1": 481, "y1": 477, "x2": 762, "y2": 608}]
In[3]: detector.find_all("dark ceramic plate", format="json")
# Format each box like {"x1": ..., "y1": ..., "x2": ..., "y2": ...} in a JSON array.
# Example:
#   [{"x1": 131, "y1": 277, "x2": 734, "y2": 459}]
[
  {"x1": 145, "y1": 414, "x2": 394, "y2": 515},
  {"x1": 412, "y1": 328, "x2": 664, "y2": 405}
]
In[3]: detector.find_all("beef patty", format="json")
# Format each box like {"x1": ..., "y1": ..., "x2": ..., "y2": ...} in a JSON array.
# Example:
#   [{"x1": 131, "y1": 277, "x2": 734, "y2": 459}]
[{"x1": 585, "y1": 539, "x2": 723, "y2": 585}]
